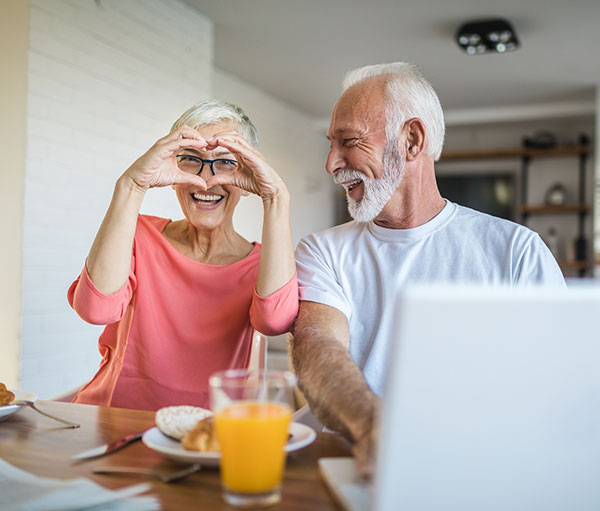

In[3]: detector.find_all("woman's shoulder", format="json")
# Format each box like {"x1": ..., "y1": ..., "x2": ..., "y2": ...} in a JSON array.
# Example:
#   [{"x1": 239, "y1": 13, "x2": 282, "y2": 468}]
[{"x1": 136, "y1": 214, "x2": 171, "y2": 236}]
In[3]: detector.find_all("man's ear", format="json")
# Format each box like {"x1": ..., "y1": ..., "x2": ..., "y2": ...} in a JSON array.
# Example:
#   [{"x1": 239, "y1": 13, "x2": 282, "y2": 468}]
[{"x1": 403, "y1": 118, "x2": 426, "y2": 161}]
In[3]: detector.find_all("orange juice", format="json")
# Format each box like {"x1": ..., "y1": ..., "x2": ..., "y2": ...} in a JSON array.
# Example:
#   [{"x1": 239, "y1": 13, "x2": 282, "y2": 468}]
[{"x1": 215, "y1": 401, "x2": 292, "y2": 493}]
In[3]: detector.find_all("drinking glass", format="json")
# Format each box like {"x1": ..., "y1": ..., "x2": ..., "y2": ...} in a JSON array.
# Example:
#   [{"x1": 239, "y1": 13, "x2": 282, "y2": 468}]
[{"x1": 209, "y1": 369, "x2": 296, "y2": 508}]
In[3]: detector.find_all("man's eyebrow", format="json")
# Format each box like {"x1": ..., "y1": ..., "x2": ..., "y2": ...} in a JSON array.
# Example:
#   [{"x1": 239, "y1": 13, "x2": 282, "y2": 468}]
[{"x1": 328, "y1": 128, "x2": 362, "y2": 138}]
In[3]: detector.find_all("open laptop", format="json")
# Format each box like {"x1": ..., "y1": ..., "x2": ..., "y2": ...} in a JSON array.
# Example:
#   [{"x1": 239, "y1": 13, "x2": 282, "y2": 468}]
[{"x1": 319, "y1": 284, "x2": 600, "y2": 511}]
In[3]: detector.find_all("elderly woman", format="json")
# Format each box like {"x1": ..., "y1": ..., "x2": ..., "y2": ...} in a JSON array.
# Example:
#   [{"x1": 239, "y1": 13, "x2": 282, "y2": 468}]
[{"x1": 67, "y1": 100, "x2": 298, "y2": 411}]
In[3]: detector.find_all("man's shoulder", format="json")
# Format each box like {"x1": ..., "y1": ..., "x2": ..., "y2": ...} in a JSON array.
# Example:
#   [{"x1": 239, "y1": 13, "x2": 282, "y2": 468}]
[
  {"x1": 298, "y1": 220, "x2": 367, "y2": 248},
  {"x1": 451, "y1": 203, "x2": 536, "y2": 240}
]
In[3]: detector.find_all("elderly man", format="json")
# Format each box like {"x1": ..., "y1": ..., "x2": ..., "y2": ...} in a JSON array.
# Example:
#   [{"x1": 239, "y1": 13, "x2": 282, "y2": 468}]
[{"x1": 291, "y1": 62, "x2": 565, "y2": 476}]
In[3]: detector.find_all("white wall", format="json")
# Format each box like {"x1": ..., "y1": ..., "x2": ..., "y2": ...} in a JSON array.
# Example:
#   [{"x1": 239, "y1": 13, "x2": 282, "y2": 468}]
[
  {"x1": 212, "y1": 69, "x2": 334, "y2": 244},
  {"x1": 22, "y1": 0, "x2": 213, "y2": 396},
  {"x1": 0, "y1": 1, "x2": 28, "y2": 389}
]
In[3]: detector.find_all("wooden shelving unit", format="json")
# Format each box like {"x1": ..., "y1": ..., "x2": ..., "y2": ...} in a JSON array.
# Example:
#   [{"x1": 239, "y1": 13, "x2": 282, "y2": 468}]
[
  {"x1": 558, "y1": 260, "x2": 589, "y2": 271},
  {"x1": 517, "y1": 204, "x2": 589, "y2": 215},
  {"x1": 440, "y1": 145, "x2": 590, "y2": 161},
  {"x1": 439, "y1": 144, "x2": 592, "y2": 277}
]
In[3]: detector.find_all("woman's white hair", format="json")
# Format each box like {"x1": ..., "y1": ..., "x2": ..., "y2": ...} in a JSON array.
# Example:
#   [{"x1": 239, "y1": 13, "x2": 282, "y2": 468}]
[
  {"x1": 343, "y1": 62, "x2": 445, "y2": 161},
  {"x1": 171, "y1": 99, "x2": 259, "y2": 147}
]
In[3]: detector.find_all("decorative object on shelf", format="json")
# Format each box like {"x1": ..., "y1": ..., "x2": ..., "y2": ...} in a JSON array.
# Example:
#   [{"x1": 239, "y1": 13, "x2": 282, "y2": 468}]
[
  {"x1": 455, "y1": 18, "x2": 520, "y2": 55},
  {"x1": 522, "y1": 131, "x2": 557, "y2": 149},
  {"x1": 437, "y1": 142, "x2": 591, "y2": 277},
  {"x1": 578, "y1": 133, "x2": 591, "y2": 147},
  {"x1": 544, "y1": 183, "x2": 568, "y2": 206},
  {"x1": 574, "y1": 235, "x2": 588, "y2": 262},
  {"x1": 545, "y1": 227, "x2": 559, "y2": 259}
]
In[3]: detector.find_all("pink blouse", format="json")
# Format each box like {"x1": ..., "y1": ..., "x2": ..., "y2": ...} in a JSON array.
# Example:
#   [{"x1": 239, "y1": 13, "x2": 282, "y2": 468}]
[{"x1": 67, "y1": 215, "x2": 298, "y2": 411}]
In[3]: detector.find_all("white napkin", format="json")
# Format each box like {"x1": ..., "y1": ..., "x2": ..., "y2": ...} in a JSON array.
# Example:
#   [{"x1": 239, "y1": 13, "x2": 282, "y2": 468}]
[{"x1": 0, "y1": 459, "x2": 160, "y2": 511}]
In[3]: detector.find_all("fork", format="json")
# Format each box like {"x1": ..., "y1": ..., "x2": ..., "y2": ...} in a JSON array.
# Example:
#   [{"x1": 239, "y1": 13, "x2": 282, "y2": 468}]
[
  {"x1": 12, "y1": 400, "x2": 80, "y2": 428},
  {"x1": 93, "y1": 463, "x2": 202, "y2": 483}
]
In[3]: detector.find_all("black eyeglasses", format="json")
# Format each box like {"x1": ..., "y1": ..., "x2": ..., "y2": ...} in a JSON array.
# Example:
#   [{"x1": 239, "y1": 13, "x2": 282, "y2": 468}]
[{"x1": 176, "y1": 154, "x2": 239, "y2": 176}]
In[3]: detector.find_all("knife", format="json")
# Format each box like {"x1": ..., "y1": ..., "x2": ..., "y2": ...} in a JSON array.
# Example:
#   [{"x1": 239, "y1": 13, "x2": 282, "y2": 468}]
[{"x1": 71, "y1": 429, "x2": 148, "y2": 462}]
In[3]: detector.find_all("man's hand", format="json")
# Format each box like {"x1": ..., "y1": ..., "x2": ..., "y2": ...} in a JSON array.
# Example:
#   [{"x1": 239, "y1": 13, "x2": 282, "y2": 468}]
[
  {"x1": 291, "y1": 301, "x2": 381, "y2": 477},
  {"x1": 351, "y1": 419, "x2": 379, "y2": 480}
]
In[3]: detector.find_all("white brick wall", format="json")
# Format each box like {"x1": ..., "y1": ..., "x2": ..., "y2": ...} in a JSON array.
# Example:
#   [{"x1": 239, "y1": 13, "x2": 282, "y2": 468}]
[{"x1": 22, "y1": 0, "x2": 213, "y2": 397}]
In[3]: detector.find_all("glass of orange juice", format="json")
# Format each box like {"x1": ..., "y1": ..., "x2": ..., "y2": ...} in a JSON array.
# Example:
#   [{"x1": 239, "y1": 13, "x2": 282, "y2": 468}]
[{"x1": 209, "y1": 369, "x2": 296, "y2": 507}]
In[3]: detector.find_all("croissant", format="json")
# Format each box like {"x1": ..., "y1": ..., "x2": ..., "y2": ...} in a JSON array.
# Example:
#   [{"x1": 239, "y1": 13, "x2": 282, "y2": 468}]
[
  {"x1": 181, "y1": 417, "x2": 219, "y2": 452},
  {"x1": 0, "y1": 383, "x2": 15, "y2": 406}
]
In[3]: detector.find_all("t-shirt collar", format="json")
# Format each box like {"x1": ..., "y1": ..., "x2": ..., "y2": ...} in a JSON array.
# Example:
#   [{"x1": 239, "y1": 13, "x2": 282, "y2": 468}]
[{"x1": 366, "y1": 199, "x2": 455, "y2": 242}]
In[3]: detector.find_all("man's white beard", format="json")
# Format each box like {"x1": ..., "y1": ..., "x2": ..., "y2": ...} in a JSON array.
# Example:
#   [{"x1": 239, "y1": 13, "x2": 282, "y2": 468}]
[{"x1": 335, "y1": 142, "x2": 405, "y2": 223}]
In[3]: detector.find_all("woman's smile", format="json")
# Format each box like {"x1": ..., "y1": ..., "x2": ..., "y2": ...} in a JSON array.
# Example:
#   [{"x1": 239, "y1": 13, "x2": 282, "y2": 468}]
[{"x1": 190, "y1": 191, "x2": 225, "y2": 208}]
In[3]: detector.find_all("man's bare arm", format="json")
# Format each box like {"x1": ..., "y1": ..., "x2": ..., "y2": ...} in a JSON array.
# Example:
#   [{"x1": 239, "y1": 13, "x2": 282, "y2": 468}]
[{"x1": 291, "y1": 301, "x2": 380, "y2": 462}]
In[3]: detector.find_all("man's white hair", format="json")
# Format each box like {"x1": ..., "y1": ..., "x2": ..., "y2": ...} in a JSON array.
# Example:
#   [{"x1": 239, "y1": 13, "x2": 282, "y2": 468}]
[
  {"x1": 343, "y1": 62, "x2": 445, "y2": 161},
  {"x1": 171, "y1": 99, "x2": 259, "y2": 147}
]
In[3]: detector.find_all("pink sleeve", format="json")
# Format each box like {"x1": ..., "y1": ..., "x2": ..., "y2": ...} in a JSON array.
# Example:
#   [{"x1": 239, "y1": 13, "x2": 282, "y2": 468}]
[
  {"x1": 249, "y1": 273, "x2": 299, "y2": 336},
  {"x1": 67, "y1": 259, "x2": 137, "y2": 325}
]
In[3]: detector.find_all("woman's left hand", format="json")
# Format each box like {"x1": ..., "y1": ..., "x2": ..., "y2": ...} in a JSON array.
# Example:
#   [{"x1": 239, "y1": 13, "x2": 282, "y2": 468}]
[{"x1": 203, "y1": 133, "x2": 288, "y2": 201}]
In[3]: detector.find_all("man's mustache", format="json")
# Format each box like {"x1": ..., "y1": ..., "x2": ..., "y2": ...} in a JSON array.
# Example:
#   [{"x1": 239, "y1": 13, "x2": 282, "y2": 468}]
[{"x1": 333, "y1": 169, "x2": 367, "y2": 185}]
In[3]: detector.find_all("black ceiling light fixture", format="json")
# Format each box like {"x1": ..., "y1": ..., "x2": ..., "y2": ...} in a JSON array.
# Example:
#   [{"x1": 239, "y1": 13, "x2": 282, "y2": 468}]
[{"x1": 455, "y1": 18, "x2": 520, "y2": 55}]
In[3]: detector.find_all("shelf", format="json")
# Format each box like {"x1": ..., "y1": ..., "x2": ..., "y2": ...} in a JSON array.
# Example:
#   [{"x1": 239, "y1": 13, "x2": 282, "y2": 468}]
[
  {"x1": 518, "y1": 204, "x2": 589, "y2": 215},
  {"x1": 439, "y1": 145, "x2": 591, "y2": 161},
  {"x1": 558, "y1": 260, "x2": 589, "y2": 271},
  {"x1": 438, "y1": 141, "x2": 592, "y2": 278}
]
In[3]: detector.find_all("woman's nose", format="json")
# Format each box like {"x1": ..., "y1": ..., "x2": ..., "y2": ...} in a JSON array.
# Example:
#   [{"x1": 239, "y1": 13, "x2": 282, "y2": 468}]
[{"x1": 197, "y1": 162, "x2": 215, "y2": 177}]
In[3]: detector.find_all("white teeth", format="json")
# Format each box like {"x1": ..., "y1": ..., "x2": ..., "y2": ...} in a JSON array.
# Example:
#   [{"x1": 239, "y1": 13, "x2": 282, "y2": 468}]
[
  {"x1": 192, "y1": 193, "x2": 222, "y2": 201},
  {"x1": 344, "y1": 179, "x2": 362, "y2": 189}
]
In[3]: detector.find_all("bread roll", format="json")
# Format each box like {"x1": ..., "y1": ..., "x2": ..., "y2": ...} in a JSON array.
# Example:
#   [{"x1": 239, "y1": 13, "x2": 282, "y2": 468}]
[{"x1": 155, "y1": 405, "x2": 213, "y2": 440}]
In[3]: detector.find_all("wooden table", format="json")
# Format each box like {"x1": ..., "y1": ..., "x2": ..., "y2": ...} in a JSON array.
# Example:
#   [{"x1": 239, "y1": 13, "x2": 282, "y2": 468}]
[{"x1": 0, "y1": 400, "x2": 351, "y2": 509}]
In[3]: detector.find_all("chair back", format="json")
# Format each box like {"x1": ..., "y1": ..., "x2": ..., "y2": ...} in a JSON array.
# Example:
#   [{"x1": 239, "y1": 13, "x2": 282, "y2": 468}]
[{"x1": 248, "y1": 330, "x2": 267, "y2": 372}]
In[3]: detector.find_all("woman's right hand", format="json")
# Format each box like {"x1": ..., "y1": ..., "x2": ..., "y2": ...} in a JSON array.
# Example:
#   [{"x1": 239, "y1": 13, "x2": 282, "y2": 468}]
[{"x1": 123, "y1": 127, "x2": 209, "y2": 191}]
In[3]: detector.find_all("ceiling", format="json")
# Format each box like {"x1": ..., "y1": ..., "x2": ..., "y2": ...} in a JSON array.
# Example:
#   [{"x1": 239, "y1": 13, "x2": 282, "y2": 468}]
[{"x1": 185, "y1": 0, "x2": 599, "y2": 123}]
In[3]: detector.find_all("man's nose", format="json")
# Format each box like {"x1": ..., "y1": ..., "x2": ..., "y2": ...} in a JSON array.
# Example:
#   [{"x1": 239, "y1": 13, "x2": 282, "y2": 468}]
[{"x1": 325, "y1": 146, "x2": 345, "y2": 175}]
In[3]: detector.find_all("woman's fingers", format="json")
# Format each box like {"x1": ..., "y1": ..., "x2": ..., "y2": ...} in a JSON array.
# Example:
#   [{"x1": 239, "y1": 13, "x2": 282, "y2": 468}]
[
  {"x1": 208, "y1": 136, "x2": 276, "y2": 178},
  {"x1": 207, "y1": 135, "x2": 261, "y2": 162},
  {"x1": 159, "y1": 137, "x2": 207, "y2": 158},
  {"x1": 205, "y1": 134, "x2": 286, "y2": 199},
  {"x1": 172, "y1": 172, "x2": 208, "y2": 189},
  {"x1": 204, "y1": 173, "x2": 238, "y2": 189},
  {"x1": 156, "y1": 126, "x2": 207, "y2": 147}
]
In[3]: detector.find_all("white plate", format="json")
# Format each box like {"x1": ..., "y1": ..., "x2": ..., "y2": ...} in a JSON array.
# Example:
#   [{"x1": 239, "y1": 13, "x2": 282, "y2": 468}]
[
  {"x1": 0, "y1": 390, "x2": 38, "y2": 421},
  {"x1": 142, "y1": 422, "x2": 317, "y2": 466}
]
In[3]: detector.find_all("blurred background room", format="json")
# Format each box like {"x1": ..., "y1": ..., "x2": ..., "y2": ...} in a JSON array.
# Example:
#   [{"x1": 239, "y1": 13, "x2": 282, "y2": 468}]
[{"x1": 1, "y1": 0, "x2": 599, "y2": 398}]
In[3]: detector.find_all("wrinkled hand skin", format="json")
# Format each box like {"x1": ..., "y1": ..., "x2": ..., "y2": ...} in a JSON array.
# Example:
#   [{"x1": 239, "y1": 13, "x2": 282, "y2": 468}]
[
  {"x1": 352, "y1": 424, "x2": 379, "y2": 480},
  {"x1": 125, "y1": 126, "x2": 208, "y2": 192},
  {"x1": 203, "y1": 133, "x2": 287, "y2": 200}
]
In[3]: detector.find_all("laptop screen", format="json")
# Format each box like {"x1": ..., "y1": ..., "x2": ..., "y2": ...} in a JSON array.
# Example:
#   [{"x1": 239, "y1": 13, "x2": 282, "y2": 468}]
[{"x1": 374, "y1": 285, "x2": 600, "y2": 511}]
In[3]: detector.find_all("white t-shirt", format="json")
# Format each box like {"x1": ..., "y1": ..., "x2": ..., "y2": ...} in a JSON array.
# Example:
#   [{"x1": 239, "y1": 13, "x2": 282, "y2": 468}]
[{"x1": 295, "y1": 200, "x2": 566, "y2": 396}]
